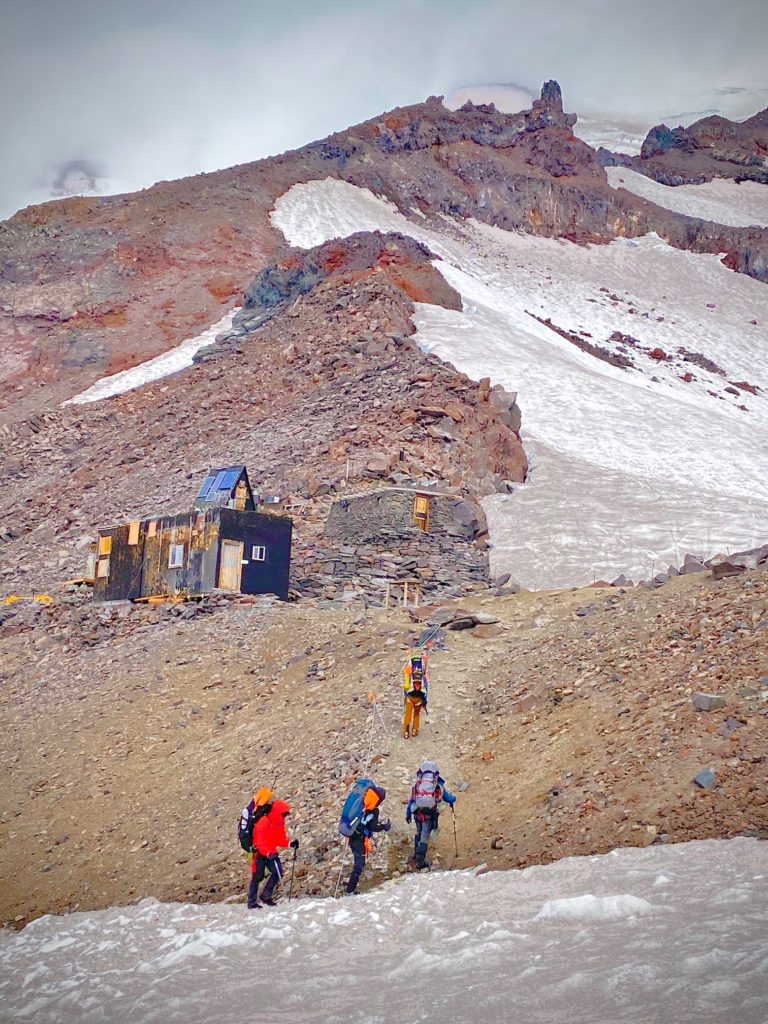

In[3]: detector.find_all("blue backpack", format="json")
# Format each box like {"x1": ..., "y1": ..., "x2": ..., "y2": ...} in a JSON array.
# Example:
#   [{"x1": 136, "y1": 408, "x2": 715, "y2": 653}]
[{"x1": 338, "y1": 778, "x2": 376, "y2": 837}]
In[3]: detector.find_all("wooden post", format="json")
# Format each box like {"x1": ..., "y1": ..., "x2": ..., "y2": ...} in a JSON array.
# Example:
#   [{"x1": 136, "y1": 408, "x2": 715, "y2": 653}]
[{"x1": 403, "y1": 581, "x2": 409, "y2": 607}]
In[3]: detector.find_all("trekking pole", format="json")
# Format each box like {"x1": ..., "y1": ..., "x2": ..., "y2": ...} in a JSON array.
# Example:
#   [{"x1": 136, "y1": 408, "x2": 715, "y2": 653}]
[
  {"x1": 288, "y1": 845, "x2": 298, "y2": 901},
  {"x1": 451, "y1": 806, "x2": 458, "y2": 858},
  {"x1": 334, "y1": 845, "x2": 349, "y2": 899}
]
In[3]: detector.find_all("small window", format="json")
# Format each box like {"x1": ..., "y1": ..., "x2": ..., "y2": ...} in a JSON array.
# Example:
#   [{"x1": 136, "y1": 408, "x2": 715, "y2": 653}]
[
  {"x1": 252, "y1": 545, "x2": 266, "y2": 561},
  {"x1": 98, "y1": 535, "x2": 112, "y2": 556},
  {"x1": 127, "y1": 521, "x2": 140, "y2": 545},
  {"x1": 168, "y1": 544, "x2": 185, "y2": 569},
  {"x1": 96, "y1": 557, "x2": 110, "y2": 579}
]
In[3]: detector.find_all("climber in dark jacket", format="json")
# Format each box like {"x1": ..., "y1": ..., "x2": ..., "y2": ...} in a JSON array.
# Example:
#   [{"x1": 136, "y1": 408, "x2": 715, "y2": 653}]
[
  {"x1": 406, "y1": 762, "x2": 456, "y2": 869},
  {"x1": 346, "y1": 785, "x2": 391, "y2": 894}
]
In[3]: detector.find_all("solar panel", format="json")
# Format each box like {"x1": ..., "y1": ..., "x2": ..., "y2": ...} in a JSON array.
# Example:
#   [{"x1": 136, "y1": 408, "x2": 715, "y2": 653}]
[
  {"x1": 196, "y1": 474, "x2": 216, "y2": 498},
  {"x1": 219, "y1": 469, "x2": 240, "y2": 491},
  {"x1": 211, "y1": 470, "x2": 227, "y2": 491}
]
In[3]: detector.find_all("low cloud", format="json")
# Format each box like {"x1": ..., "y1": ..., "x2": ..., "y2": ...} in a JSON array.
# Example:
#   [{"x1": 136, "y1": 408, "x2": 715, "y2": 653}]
[{"x1": 1, "y1": 0, "x2": 766, "y2": 217}]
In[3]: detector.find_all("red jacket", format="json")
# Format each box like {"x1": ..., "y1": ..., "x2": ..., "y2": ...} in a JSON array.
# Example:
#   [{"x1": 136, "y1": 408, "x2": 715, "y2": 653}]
[{"x1": 254, "y1": 799, "x2": 291, "y2": 857}]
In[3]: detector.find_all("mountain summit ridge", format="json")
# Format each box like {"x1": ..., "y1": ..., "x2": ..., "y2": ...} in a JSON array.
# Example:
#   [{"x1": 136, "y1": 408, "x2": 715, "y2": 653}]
[{"x1": 2, "y1": 80, "x2": 767, "y2": 415}]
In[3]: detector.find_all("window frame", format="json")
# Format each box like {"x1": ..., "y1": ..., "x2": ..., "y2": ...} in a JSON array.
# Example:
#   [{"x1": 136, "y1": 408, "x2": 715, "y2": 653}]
[
  {"x1": 168, "y1": 543, "x2": 185, "y2": 569},
  {"x1": 251, "y1": 544, "x2": 266, "y2": 562}
]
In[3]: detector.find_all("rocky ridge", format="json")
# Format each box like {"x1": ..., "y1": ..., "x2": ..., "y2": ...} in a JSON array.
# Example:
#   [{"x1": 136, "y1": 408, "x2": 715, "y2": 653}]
[
  {"x1": 600, "y1": 106, "x2": 768, "y2": 186},
  {"x1": 0, "y1": 231, "x2": 525, "y2": 600},
  {"x1": 3, "y1": 81, "x2": 768, "y2": 416}
]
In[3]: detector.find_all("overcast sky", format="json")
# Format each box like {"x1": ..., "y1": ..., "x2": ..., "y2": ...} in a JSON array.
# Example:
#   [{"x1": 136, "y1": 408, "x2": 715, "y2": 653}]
[{"x1": 1, "y1": 0, "x2": 767, "y2": 217}]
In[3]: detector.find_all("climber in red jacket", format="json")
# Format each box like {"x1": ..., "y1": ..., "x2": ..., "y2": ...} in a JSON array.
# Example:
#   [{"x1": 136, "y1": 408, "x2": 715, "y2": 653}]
[{"x1": 249, "y1": 799, "x2": 297, "y2": 908}]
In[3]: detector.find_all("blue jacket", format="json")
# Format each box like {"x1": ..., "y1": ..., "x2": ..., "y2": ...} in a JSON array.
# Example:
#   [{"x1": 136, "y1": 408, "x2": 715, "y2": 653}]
[{"x1": 406, "y1": 777, "x2": 456, "y2": 819}]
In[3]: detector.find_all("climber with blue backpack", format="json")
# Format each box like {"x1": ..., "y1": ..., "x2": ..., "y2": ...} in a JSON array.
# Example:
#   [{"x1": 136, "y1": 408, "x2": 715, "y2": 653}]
[
  {"x1": 406, "y1": 760, "x2": 456, "y2": 869},
  {"x1": 338, "y1": 778, "x2": 391, "y2": 895}
]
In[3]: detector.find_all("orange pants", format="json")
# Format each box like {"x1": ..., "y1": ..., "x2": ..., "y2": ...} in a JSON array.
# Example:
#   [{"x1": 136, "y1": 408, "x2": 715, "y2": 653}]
[{"x1": 403, "y1": 696, "x2": 424, "y2": 738}]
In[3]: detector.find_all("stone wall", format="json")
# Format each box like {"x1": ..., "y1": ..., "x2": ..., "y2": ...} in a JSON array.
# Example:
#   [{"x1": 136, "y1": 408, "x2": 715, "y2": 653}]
[
  {"x1": 324, "y1": 488, "x2": 481, "y2": 544},
  {"x1": 294, "y1": 487, "x2": 490, "y2": 603}
]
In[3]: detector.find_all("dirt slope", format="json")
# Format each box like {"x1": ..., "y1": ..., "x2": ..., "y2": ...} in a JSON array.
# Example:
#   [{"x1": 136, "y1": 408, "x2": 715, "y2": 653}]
[{"x1": 1, "y1": 569, "x2": 765, "y2": 926}]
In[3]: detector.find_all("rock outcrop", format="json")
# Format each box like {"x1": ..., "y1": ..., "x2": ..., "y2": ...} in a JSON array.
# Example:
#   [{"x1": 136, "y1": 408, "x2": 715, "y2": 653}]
[
  {"x1": 599, "y1": 105, "x2": 768, "y2": 185},
  {"x1": 0, "y1": 230, "x2": 526, "y2": 600},
  {"x1": 3, "y1": 80, "x2": 768, "y2": 413}
]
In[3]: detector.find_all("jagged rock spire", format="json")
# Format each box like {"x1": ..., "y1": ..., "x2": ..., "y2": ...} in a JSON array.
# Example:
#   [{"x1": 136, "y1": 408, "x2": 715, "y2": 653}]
[{"x1": 525, "y1": 79, "x2": 576, "y2": 131}]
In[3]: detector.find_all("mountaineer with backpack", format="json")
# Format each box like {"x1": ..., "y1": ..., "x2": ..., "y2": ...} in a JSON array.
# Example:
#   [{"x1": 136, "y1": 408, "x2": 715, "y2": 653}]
[
  {"x1": 239, "y1": 787, "x2": 299, "y2": 908},
  {"x1": 338, "y1": 778, "x2": 391, "y2": 895},
  {"x1": 402, "y1": 650, "x2": 429, "y2": 739},
  {"x1": 406, "y1": 760, "x2": 456, "y2": 869}
]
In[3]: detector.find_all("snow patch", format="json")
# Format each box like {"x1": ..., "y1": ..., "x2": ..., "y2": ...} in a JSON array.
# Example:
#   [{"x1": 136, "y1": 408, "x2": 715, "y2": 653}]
[
  {"x1": 1, "y1": 840, "x2": 766, "y2": 1024},
  {"x1": 271, "y1": 178, "x2": 768, "y2": 588},
  {"x1": 607, "y1": 167, "x2": 768, "y2": 228},
  {"x1": 534, "y1": 893, "x2": 653, "y2": 923},
  {"x1": 64, "y1": 308, "x2": 240, "y2": 405}
]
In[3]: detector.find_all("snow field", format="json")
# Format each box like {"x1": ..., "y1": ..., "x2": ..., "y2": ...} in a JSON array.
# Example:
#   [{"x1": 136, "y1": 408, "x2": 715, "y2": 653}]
[
  {"x1": 1, "y1": 839, "x2": 766, "y2": 1024},
  {"x1": 65, "y1": 307, "x2": 240, "y2": 405},
  {"x1": 271, "y1": 177, "x2": 768, "y2": 588},
  {"x1": 607, "y1": 167, "x2": 768, "y2": 228}
]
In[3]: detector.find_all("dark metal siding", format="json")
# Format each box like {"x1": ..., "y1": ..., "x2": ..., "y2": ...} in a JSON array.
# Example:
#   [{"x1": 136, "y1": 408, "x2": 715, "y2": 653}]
[
  {"x1": 93, "y1": 507, "x2": 292, "y2": 602},
  {"x1": 219, "y1": 508, "x2": 292, "y2": 599},
  {"x1": 94, "y1": 524, "x2": 144, "y2": 602}
]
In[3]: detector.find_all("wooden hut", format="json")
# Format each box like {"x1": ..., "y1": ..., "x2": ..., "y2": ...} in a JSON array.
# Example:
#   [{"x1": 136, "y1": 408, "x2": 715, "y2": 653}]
[{"x1": 93, "y1": 468, "x2": 292, "y2": 602}]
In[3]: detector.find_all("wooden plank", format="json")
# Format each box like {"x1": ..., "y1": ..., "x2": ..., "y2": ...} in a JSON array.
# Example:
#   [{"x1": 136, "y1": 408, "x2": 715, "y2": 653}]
[{"x1": 218, "y1": 539, "x2": 244, "y2": 590}]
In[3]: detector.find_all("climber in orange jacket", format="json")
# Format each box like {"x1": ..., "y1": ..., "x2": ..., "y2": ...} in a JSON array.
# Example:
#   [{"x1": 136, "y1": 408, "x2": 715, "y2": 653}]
[
  {"x1": 249, "y1": 799, "x2": 297, "y2": 908},
  {"x1": 402, "y1": 650, "x2": 429, "y2": 739}
]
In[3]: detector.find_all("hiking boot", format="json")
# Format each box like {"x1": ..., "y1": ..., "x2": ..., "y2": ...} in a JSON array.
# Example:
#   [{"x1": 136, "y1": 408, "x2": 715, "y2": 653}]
[
  {"x1": 247, "y1": 900, "x2": 262, "y2": 909},
  {"x1": 261, "y1": 897, "x2": 278, "y2": 906}
]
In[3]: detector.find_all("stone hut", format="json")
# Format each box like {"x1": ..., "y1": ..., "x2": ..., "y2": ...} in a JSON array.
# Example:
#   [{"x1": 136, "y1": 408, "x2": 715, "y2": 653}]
[{"x1": 294, "y1": 487, "x2": 490, "y2": 603}]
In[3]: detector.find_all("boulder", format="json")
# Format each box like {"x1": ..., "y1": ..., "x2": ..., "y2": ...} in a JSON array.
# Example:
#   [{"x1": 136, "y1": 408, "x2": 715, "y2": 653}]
[
  {"x1": 447, "y1": 616, "x2": 477, "y2": 630},
  {"x1": 473, "y1": 623, "x2": 502, "y2": 639},
  {"x1": 681, "y1": 555, "x2": 707, "y2": 574},
  {"x1": 692, "y1": 768, "x2": 717, "y2": 791},
  {"x1": 711, "y1": 561, "x2": 747, "y2": 580},
  {"x1": 692, "y1": 692, "x2": 727, "y2": 712},
  {"x1": 364, "y1": 453, "x2": 395, "y2": 477},
  {"x1": 427, "y1": 607, "x2": 461, "y2": 626}
]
